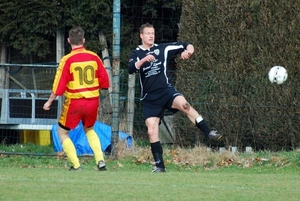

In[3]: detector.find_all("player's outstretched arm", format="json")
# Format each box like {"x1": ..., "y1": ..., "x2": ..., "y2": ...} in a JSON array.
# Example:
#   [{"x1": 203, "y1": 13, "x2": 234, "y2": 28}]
[{"x1": 181, "y1": 44, "x2": 194, "y2": 60}]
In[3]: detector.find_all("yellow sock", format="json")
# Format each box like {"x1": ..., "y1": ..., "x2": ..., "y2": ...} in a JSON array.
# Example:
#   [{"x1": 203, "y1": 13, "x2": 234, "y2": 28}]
[
  {"x1": 86, "y1": 129, "x2": 104, "y2": 164},
  {"x1": 62, "y1": 138, "x2": 80, "y2": 168}
]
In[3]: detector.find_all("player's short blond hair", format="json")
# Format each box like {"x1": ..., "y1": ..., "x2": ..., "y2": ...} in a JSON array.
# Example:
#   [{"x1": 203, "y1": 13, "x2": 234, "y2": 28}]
[{"x1": 139, "y1": 23, "x2": 154, "y2": 34}]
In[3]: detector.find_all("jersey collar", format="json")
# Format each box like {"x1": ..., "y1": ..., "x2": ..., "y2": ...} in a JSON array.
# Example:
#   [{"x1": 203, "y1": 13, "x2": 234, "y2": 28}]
[
  {"x1": 139, "y1": 44, "x2": 157, "y2": 51},
  {"x1": 72, "y1": 46, "x2": 85, "y2": 51}
]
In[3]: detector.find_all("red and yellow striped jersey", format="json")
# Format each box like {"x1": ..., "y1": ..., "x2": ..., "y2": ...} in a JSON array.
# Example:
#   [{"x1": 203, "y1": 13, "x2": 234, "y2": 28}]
[{"x1": 52, "y1": 47, "x2": 109, "y2": 99}]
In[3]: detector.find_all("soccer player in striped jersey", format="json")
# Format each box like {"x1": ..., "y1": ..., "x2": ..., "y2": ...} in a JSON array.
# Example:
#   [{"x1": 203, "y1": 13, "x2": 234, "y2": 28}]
[
  {"x1": 128, "y1": 23, "x2": 222, "y2": 173},
  {"x1": 43, "y1": 27, "x2": 109, "y2": 171}
]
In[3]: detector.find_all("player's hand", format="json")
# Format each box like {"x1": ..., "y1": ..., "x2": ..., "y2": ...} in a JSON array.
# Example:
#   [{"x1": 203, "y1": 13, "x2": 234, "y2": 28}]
[
  {"x1": 43, "y1": 101, "x2": 51, "y2": 110},
  {"x1": 181, "y1": 51, "x2": 192, "y2": 60},
  {"x1": 144, "y1": 54, "x2": 155, "y2": 62},
  {"x1": 136, "y1": 55, "x2": 155, "y2": 69}
]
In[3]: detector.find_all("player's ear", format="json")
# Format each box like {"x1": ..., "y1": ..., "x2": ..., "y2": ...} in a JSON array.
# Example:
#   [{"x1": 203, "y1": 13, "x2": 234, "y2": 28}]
[
  {"x1": 67, "y1": 38, "x2": 71, "y2": 44},
  {"x1": 83, "y1": 38, "x2": 86, "y2": 44}
]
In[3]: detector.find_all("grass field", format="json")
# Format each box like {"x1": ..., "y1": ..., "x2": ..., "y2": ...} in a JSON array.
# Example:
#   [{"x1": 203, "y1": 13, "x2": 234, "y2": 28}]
[
  {"x1": 0, "y1": 164, "x2": 300, "y2": 201},
  {"x1": 1, "y1": 144, "x2": 300, "y2": 201}
]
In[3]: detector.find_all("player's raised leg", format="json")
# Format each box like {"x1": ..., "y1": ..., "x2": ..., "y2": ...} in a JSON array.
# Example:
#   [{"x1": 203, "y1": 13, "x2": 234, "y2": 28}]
[{"x1": 172, "y1": 96, "x2": 222, "y2": 141}]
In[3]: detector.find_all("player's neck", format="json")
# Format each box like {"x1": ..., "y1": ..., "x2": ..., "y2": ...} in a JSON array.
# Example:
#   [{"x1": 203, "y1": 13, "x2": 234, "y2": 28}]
[
  {"x1": 141, "y1": 43, "x2": 153, "y2": 49},
  {"x1": 71, "y1": 45, "x2": 84, "y2": 49}
]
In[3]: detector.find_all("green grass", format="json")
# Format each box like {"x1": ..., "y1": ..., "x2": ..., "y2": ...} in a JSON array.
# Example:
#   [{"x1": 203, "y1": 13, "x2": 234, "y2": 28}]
[
  {"x1": 0, "y1": 164, "x2": 299, "y2": 201},
  {"x1": 1, "y1": 144, "x2": 300, "y2": 200}
]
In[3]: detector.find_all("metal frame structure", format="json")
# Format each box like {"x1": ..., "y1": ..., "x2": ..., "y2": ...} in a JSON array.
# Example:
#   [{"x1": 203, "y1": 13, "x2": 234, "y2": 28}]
[{"x1": 0, "y1": 89, "x2": 61, "y2": 130}]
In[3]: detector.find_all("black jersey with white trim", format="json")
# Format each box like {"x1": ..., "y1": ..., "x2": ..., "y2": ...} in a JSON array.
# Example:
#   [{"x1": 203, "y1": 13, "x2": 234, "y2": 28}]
[{"x1": 128, "y1": 42, "x2": 189, "y2": 99}]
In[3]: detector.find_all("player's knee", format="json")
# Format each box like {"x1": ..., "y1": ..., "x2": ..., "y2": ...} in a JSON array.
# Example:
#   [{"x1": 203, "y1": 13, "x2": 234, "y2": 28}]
[{"x1": 183, "y1": 102, "x2": 190, "y2": 110}]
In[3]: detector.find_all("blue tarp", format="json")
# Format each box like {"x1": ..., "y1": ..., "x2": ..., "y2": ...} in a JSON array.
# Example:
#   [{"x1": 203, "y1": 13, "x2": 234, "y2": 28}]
[{"x1": 52, "y1": 121, "x2": 133, "y2": 155}]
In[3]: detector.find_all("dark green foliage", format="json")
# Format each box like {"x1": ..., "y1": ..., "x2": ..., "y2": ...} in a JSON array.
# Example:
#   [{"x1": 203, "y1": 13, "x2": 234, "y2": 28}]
[
  {"x1": 0, "y1": 0, "x2": 61, "y2": 59},
  {"x1": 60, "y1": 0, "x2": 112, "y2": 54},
  {"x1": 0, "y1": 0, "x2": 113, "y2": 60},
  {"x1": 0, "y1": 0, "x2": 180, "y2": 64},
  {"x1": 174, "y1": 0, "x2": 300, "y2": 150}
]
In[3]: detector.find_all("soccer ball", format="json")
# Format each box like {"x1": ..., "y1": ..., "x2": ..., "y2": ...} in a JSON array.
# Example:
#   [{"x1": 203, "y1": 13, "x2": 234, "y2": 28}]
[{"x1": 268, "y1": 66, "x2": 288, "y2": 85}]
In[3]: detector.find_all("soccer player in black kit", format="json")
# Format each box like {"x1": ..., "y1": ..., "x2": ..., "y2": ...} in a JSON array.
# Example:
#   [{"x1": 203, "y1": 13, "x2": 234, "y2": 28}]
[{"x1": 128, "y1": 23, "x2": 222, "y2": 173}]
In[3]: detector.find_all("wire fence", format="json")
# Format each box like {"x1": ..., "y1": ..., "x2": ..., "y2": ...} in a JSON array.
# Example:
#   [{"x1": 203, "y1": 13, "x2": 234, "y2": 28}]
[
  {"x1": 0, "y1": 62, "x2": 299, "y2": 153},
  {"x1": 1, "y1": 1, "x2": 300, "y2": 153}
]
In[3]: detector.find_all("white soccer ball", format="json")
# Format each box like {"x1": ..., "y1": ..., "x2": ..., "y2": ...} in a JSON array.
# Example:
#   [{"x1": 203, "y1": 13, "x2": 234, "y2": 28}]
[{"x1": 268, "y1": 66, "x2": 288, "y2": 85}]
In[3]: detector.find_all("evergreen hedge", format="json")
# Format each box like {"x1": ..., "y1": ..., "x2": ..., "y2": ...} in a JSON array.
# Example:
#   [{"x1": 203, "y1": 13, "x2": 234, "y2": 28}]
[{"x1": 174, "y1": 0, "x2": 300, "y2": 150}]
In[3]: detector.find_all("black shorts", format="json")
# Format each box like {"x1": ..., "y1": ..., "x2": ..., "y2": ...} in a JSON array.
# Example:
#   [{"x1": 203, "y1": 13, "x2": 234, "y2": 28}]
[{"x1": 142, "y1": 87, "x2": 182, "y2": 120}]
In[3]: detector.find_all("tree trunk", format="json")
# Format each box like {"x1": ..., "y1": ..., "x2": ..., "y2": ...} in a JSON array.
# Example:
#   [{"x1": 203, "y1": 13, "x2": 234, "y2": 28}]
[
  {"x1": 0, "y1": 43, "x2": 9, "y2": 89},
  {"x1": 98, "y1": 32, "x2": 113, "y2": 123},
  {"x1": 127, "y1": 74, "x2": 135, "y2": 136}
]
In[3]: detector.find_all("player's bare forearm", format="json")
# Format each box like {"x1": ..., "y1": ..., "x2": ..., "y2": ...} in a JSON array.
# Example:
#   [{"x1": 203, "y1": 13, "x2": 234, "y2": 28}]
[{"x1": 43, "y1": 93, "x2": 57, "y2": 110}]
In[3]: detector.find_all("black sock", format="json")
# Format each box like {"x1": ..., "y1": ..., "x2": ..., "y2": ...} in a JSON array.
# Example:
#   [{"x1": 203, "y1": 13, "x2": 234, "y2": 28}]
[
  {"x1": 150, "y1": 141, "x2": 165, "y2": 169},
  {"x1": 196, "y1": 120, "x2": 211, "y2": 137}
]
